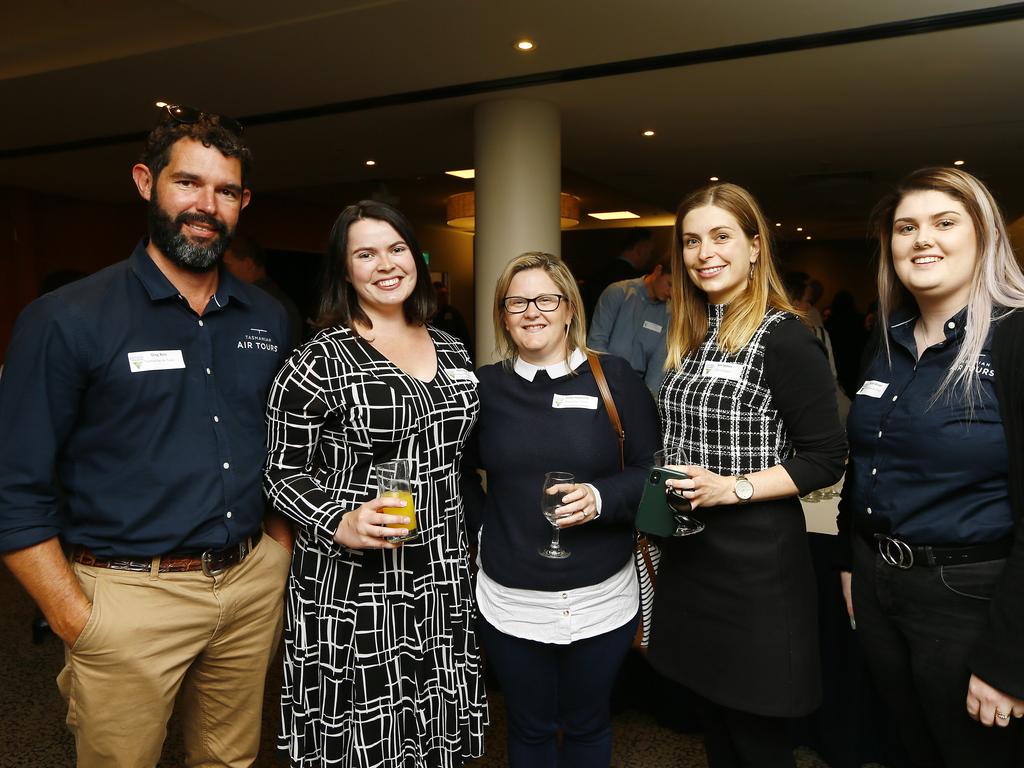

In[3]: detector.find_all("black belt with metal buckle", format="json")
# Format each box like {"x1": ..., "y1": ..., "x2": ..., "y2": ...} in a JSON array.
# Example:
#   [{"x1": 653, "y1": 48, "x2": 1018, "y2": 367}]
[
  {"x1": 870, "y1": 533, "x2": 1011, "y2": 569},
  {"x1": 73, "y1": 529, "x2": 263, "y2": 577}
]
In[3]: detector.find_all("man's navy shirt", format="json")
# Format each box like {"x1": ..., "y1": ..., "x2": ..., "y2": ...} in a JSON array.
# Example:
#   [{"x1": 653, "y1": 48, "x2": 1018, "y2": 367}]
[
  {"x1": 0, "y1": 240, "x2": 289, "y2": 556},
  {"x1": 842, "y1": 307, "x2": 1012, "y2": 545}
]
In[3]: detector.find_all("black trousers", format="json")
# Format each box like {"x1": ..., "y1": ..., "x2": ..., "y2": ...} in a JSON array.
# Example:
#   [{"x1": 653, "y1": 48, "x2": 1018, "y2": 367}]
[
  {"x1": 479, "y1": 613, "x2": 636, "y2": 768},
  {"x1": 687, "y1": 689, "x2": 796, "y2": 768},
  {"x1": 851, "y1": 534, "x2": 1019, "y2": 768}
]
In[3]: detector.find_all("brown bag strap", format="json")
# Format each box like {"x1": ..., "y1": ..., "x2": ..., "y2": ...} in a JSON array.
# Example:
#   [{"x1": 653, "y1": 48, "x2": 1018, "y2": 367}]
[{"x1": 587, "y1": 353, "x2": 624, "y2": 470}]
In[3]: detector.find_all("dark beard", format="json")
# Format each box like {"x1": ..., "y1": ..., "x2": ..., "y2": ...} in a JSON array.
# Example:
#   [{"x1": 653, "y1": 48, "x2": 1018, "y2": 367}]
[{"x1": 147, "y1": 192, "x2": 232, "y2": 273}]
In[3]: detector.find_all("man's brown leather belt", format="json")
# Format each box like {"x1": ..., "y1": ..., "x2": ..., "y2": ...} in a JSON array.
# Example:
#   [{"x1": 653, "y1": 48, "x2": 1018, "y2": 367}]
[{"x1": 73, "y1": 529, "x2": 263, "y2": 577}]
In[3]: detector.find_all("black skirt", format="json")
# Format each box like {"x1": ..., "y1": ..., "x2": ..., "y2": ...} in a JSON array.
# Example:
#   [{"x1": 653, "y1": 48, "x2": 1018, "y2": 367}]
[{"x1": 647, "y1": 496, "x2": 820, "y2": 718}]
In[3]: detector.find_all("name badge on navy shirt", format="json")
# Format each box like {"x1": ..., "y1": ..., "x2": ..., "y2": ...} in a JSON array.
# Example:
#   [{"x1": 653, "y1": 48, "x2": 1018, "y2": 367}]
[
  {"x1": 446, "y1": 367, "x2": 479, "y2": 384},
  {"x1": 552, "y1": 394, "x2": 599, "y2": 410},
  {"x1": 701, "y1": 361, "x2": 743, "y2": 381},
  {"x1": 857, "y1": 380, "x2": 889, "y2": 398},
  {"x1": 642, "y1": 320, "x2": 663, "y2": 333},
  {"x1": 128, "y1": 350, "x2": 185, "y2": 373}
]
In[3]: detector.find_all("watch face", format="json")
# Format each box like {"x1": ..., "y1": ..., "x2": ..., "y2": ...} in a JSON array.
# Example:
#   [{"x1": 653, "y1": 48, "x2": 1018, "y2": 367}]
[{"x1": 735, "y1": 476, "x2": 754, "y2": 500}]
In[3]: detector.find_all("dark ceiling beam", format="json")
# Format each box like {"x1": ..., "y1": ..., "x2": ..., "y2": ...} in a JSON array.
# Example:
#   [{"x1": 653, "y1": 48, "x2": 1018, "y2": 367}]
[{"x1": 3, "y1": 2, "x2": 1023, "y2": 159}]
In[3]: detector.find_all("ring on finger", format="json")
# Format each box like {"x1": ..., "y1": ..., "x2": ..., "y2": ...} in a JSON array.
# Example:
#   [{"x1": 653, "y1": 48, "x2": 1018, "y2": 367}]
[{"x1": 996, "y1": 709, "x2": 1011, "y2": 721}]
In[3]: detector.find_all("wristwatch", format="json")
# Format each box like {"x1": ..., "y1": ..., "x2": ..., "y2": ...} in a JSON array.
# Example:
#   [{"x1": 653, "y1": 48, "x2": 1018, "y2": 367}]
[{"x1": 733, "y1": 475, "x2": 754, "y2": 503}]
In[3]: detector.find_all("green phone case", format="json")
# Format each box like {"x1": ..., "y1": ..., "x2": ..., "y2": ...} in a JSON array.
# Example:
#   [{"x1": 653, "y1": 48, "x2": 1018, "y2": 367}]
[{"x1": 635, "y1": 466, "x2": 689, "y2": 537}]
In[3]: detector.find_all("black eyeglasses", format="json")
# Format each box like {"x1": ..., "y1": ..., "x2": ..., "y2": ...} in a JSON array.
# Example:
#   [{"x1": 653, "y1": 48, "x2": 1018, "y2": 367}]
[
  {"x1": 158, "y1": 103, "x2": 244, "y2": 136},
  {"x1": 502, "y1": 294, "x2": 566, "y2": 313}
]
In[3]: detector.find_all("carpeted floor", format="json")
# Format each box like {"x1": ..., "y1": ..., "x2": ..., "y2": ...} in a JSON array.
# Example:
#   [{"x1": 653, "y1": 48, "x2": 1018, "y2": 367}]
[{"x1": 0, "y1": 566, "x2": 837, "y2": 767}]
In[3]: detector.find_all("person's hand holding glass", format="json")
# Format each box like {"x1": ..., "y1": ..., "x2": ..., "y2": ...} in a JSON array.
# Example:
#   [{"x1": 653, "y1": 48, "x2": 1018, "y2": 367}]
[
  {"x1": 655, "y1": 448, "x2": 705, "y2": 536},
  {"x1": 539, "y1": 471, "x2": 574, "y2": 558},
  {"x1": 332, "y1": 459, "x2": 416, "y2": 549}
]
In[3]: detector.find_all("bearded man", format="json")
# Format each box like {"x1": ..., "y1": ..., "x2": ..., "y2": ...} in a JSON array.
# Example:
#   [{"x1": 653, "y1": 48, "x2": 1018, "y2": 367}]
[{"x1": 0, "y1": 107, "x2": 292, "y2": 768}]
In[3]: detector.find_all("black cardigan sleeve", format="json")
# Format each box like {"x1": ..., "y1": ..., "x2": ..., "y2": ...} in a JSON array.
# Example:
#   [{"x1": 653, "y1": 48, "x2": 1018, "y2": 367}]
[
  {"x1": 459, "y1": 425, "x2": 486, "y2": 538},
  {"x1": 763, "y1": 316, "x2": 848, "y2": 494},
  {"x1": 968, "y1": 310, "x2": 1024, "y2": 698}
]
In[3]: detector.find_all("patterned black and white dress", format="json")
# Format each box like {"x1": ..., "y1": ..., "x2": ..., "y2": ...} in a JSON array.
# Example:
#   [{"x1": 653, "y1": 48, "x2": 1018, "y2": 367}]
[
  {"x1": 648, "y1": 304, "x2": 846, "y2": 718},
  {"x1": 265, "y1": 325, "x2": 487, "y2": 767}
]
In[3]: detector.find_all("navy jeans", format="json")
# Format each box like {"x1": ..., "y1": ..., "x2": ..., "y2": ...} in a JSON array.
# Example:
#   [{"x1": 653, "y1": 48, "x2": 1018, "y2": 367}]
[
  {"x1": 851, "y1": 534, "x2": 1019, "y2": 768},
  {"x1": 478, "y1": 612, "x2": 637, "y2": 768}
]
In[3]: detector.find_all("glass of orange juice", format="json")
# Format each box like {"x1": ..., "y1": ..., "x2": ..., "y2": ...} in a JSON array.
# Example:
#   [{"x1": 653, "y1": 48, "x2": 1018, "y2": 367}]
[{"x1": 376, "y1": 459, "x2": 416, "y2": 542}]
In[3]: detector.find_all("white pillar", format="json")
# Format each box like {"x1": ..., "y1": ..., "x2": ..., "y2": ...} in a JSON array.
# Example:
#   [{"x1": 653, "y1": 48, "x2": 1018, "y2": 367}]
[{"x1": 473, "y1": 99, "x2": 561, "y2": 365}]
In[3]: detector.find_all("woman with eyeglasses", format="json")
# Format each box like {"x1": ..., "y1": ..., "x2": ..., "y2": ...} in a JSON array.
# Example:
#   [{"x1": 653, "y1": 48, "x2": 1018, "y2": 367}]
[
  {"x1": 264, "y1": 201, "x2": 486, "y2": 767},
  {"x1": 648, "y1": 183, "x2": 846, "y2": 767},
  {"x1": 463, "y1": 252, "x2": 659, "y2": 768},
  {"x1": 839, "y1": 167, "x2": 1024, "y2": 767}
]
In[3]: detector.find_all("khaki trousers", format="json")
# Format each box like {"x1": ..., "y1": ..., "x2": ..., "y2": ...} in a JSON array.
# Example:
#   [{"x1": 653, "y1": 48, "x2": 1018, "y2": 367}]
[{"x1": 57, "y1": 535, "x2": 291, "y2": 768}]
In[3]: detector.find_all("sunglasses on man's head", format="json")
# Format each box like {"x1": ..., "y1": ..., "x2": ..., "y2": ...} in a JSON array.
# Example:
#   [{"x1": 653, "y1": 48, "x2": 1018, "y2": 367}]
[{"x1": 158, "y1": 103, "x2": 244, "y2": 136}]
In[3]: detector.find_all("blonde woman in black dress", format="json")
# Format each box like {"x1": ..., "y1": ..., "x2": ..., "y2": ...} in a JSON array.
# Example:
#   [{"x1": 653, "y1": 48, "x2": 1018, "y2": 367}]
[{"x1": 649, "y1": 183, "x2": 846, "y2": 767}]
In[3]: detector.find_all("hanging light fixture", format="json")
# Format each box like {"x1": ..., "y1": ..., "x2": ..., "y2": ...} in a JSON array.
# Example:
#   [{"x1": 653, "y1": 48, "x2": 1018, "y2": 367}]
[{"x1": 446, "y1": 192, "x2": 580, "y2": 230}]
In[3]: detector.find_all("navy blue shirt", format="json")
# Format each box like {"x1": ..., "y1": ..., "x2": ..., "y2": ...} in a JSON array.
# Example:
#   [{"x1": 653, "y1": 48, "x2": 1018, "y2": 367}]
[
  {"x1": 842, "y1": 307, "x2": 1012, "y2": 545},
  {"x1": 0, "y1": 241, "x2": 289, "y2": 556}
]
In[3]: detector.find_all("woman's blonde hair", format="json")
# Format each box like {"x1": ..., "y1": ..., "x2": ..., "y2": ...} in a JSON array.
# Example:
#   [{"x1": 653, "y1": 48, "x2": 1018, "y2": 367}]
[
  {"x1": 871, "y1": 167, "x2": 1024, "y2": 410},
  {"x1": 492, "y1": 252, "x2": 593, "y2": 369},
  {"x1": 666, "y1": 183, "x2": 798, "y2": 368}
]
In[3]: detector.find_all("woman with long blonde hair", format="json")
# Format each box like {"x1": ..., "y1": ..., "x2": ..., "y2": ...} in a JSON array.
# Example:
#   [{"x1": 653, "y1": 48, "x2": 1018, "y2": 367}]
[
  {"x1": 839, "y1": 167, "x2": 1024, "y2": 766},
  {"x1": 649, "y1": 183, "x2": 846, "y2": 767}
]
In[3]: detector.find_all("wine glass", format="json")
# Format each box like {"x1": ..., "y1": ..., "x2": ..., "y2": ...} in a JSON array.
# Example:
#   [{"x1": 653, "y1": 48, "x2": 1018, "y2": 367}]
[
  {"x1": 655, "y1": 448, "x2": 705, "y2": 537},
  {"x1": 539, "y1": 471, "x2": 574, "y2": 559}
]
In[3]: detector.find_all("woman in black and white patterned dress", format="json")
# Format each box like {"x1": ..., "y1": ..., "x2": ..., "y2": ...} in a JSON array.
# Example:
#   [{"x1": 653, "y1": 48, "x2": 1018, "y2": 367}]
[
  {"x1": 648, "y1": 183, "x2": 846, "y2": 767},
  {"x1": 264, "y1": 200, "x2": 486, "y2": 767}
]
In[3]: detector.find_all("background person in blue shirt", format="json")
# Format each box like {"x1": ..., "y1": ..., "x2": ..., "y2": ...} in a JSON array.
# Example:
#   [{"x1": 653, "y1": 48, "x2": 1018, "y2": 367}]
[
  {"x1": 587, "y1": 253, "x2": 672, "y2": 396},
  {"x1": 0, "y1": 107, "x2": 292, "y2": 768},
  {"x1": 839, "y1": 167, "x2": 1024, "y2": 767}
]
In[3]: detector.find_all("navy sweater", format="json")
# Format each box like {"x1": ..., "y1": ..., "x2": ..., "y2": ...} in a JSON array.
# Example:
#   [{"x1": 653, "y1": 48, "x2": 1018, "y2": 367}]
[{"x1": 464, "y1": 354, "x2": 659, "y2": 591}]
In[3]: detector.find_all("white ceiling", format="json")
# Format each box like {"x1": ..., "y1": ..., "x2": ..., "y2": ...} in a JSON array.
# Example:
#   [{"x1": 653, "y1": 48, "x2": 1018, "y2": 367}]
[{"x1": 2, "y1": 0, "x2": 1022, "y2": 239}]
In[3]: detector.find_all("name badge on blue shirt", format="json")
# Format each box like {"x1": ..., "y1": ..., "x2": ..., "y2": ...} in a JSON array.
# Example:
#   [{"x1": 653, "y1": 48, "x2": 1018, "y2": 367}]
[
  {"x1": 128, "y1": 350, "x2": 185, "y2": 373},
  {"x1": 857, "y1": 380, "x2": 889, "y2": 398}
]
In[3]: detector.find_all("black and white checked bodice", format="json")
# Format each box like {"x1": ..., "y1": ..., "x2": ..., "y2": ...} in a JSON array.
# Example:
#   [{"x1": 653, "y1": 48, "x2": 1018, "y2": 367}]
[{"x1": 658, "y1": 304, "x2": 795, "y2": 476}]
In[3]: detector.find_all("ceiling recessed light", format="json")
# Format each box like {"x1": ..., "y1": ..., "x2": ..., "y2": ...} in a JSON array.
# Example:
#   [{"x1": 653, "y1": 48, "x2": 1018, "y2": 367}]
[
  {"x1": 796, "y1": 227, "x2": 803, "y2": 232},
  {"x1": 515, "y1": 39, "x2": 536, "y2": 52},
  {"x1": 588, "y1": 211, "x2": 641, "y2": 221},
  {"x1": 806, "y1": 235, "x2": 812, "y2": 240},
  {"x1": 445, "y1": 169, "x2": 476, "y2": 179},
  {"x1": 642, "y1": 130, "x2": 655, "y2": 137},
  {"x1": 365, "y1": 160, "x2": 376, "y2": 167},
  {"x1": 154, "y1": 100, "x2": 168, "y2": 108},
  {"x1": 775, "y1": 222, "x2": 781, "y2": 227},
  {"x1": 709, "y1": 176, "x2": 719, "y2": 182},
  {"x1": 954, "y1": 159, "x2": 965, "y2": 166}
]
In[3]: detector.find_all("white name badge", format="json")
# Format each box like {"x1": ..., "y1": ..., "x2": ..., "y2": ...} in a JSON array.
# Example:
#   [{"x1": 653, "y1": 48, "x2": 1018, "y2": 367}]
[
  {"x1": 552, "y1": 394, "x2": 599, "y2": 410},
  {"x1": 128, "y1": 350, "x2": 185, "y2": 373},
  {"x1": 642, "y1": 320, "x2": 663, "y2": 333},
  {"x1": 857, "y1": 380, "x2": 889, "y2": 398},
  {"x1": 701, "y1": 361, "x2": 743, "y2": 381},
  {"x1": 445, "y1": 367, "x2": 479, "y2": 384}
]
